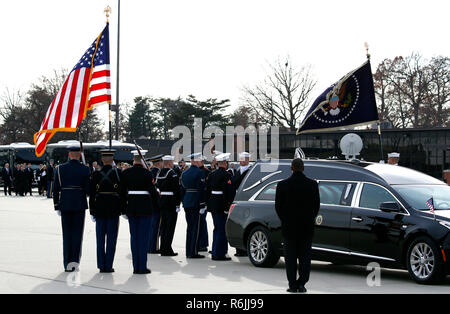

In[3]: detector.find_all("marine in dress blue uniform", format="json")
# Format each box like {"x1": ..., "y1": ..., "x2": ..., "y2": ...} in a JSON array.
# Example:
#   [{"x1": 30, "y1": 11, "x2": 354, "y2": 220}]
[
  {"x1": 155, "y1": 155, "x2": 180, "y2": 256},
  {"x1": 147, "y1": 154, "x2": 163, "y2": 254},
  {"x1": 53, "y1": 145, "x2": 90, "y2": 272},
  {"x1": 89, "y1": 149, "x2": 123, "y2": 273},
  {"x1": 180, "y1": 153, "x2": 207, "y2": 258},
  {"x1": 206, "y1": 153, "x2": 235, "y2": 261},
  {"x1": 120, "y1": 150, "x2": 159, "y2": 274}
]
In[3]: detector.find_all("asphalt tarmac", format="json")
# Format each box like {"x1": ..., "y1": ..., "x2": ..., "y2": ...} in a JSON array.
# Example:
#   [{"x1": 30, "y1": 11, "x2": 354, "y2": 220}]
[{"x1": 0, "y1": 193, "x2": 449, "y2": 294}]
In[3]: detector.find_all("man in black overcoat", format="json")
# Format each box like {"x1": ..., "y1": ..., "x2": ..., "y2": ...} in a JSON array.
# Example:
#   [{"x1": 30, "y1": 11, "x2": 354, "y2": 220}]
[{"x1": 275, "y1": 158, "x2": 320, "y2": 293}]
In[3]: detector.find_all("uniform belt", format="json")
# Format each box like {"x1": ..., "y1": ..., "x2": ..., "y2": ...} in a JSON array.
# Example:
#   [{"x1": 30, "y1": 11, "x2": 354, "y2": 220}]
[
  {"x1": 160, "y1": 191, "x2": 174, "y2": 196},
  {"x1": 212, "y1": 191, "x2": 223, "y2": 195},
  {"x1": 128, "y1": 191, "x2": 150, "y2": 195},
  {"x1": 62, "y1": 186, "x2": 82, "y2": 190},
  {"x1": 186, "y1": 189, "x2": 198, "y2": 193},
  {"x1": 98, "y1": 192, "x2": 119, "y2": 195}
]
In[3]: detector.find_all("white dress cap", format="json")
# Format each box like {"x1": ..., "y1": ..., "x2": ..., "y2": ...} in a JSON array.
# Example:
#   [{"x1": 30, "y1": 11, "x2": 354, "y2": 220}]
[
  {"x1": 131, "y1": 150, "x2": 148, "y2": 156},
  {"x1": 216, "y1": 153, "x2": 231, "y2": 162},
  {"x1": 239, "y1": 152, "x2": 251, "y2": 159},
  {"x1": 388, "y1": 152, "x2": 400, "y2": 158},
  {"x1": 162, "y1": 155, "x2": 175, "y2": 161}
]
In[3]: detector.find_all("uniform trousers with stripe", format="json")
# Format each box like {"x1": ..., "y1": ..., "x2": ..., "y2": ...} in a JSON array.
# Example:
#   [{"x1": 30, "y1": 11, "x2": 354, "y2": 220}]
[
  {"x1": 211, "y1": 212, "x2": 228, "y2": 258},
  {"x1": 128, "y1": 216, "x2": 152, "y2": 272},
  {"x1": 184, "y1": 207, "x2": 201, "y2": 257},
  {"x1": 61, "y1": 211, "x2": 85, "y2": 271},
  {"x1": 95, "y1": 217, "x2": 119, "y2": 271}
]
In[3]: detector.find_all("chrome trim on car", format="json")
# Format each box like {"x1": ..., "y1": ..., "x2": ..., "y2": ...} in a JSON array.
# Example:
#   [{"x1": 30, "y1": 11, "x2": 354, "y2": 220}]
[
  {"x1": 312, "y1": 246, "x2": 396, "y2": 262},
  {"x1": 243, "y1": 171, "x2": 282, "y2": 192},
  {"x1": 248, "y1": 180, "x2": 282, "y2": 202}
]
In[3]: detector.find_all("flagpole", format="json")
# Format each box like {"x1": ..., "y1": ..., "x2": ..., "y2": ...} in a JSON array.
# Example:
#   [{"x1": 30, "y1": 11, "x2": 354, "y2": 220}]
[
  {"x1": 105, "y1": 6, "x2": 113, "y2": 150},
  {"x1": 115, "y1": 0, "x2": 121, "y2": 142},
  {"x1": 365, "y1": 42, "x2": 384, "y2": 163}
]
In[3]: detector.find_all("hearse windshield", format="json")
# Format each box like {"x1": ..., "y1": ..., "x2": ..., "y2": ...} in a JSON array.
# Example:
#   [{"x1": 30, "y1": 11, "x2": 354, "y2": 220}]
[{"x1": 393, "y1": 185, "x2": 450, "y2": 211}]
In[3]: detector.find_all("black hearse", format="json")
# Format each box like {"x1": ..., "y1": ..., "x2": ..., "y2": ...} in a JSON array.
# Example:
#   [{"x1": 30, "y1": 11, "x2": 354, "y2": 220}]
[{"x1": 226, "y1": 159, "x2": 450, "y2": 284}]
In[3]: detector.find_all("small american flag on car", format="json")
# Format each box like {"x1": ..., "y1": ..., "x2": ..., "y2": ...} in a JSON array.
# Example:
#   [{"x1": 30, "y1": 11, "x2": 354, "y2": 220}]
[{"x1": 426, "y1": 197, "x2": 435, "y2": 213}]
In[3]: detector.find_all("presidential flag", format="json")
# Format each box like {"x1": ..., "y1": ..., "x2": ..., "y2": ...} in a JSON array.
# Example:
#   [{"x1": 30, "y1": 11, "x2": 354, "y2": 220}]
[
  {"x1": 34, "y1": 24, "x2": 111, "y2": 157},
  {"x1": 426, "y1": 197, "x2": 435, "y2": 214},
  {"x1": 297, "y1": 61, "x2": 379, "y2": 134}
]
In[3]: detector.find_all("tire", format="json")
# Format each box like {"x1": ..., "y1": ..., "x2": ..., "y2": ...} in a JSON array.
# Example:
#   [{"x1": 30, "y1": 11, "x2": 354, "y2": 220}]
[
  {"x1": 247, "y1": 225, "x2": 280, "y2": 268},
  {"x1": 406, "y1": 236, "x2": 446, "y2": 284}
]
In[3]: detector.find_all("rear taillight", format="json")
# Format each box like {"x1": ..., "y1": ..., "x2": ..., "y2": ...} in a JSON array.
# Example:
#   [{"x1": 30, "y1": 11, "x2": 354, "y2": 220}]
[{"x1": 228, "y1": 204, "x2": 236, "y2": 218}]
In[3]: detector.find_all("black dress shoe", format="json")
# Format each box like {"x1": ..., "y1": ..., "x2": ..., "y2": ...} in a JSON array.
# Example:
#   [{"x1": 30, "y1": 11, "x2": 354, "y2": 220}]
[
  {"x1": 100, "y1": 268, "x2": 115, "y2": 273},
  {"x1": 287, "y1": 288, "x2": 298, "y2": 293},
  {"x1": 161, "y1": 252, "x2": 178, "y2": 257},
  {"x1": 298, "y1": 286, "x2": 307, "y2": 293},
  {"x1": 148, "y1": 250, "x2": 161, "y2": 254},
  {"x1": 212, "y1": 256, "x2": 232, "y2": 261},
  {"x1": 187, "y1": 254, "x2": 205, "y2": 259},
  {"x1": 140, "y1": 269, "x2": 151, "y2": 274}
]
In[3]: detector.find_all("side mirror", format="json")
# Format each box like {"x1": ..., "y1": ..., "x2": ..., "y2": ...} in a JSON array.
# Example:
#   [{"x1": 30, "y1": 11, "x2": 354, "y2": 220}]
[{"x1": 379, "y1": 202, "x2": 401, "y2": 213}]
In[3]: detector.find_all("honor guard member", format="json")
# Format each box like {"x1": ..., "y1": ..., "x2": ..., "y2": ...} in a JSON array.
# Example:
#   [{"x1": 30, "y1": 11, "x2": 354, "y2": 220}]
[
  {"x1": 234, "y1": 152, "x2": 252, "y2": 189},
  {"x1": 53, "y1": 145, "x2": 91, "y2": 272},
  {"x1": 387, "y1": 152, "x2": 400, "y2": 165},
  {"x1": 89, "y1": 149, "x2": 123, "y2": 273},
  {"x1": 180, "y1": 153, "x2": 207, "y2": 258},
  {"x1": 197, "y1": 155, "x2": 210, "y2": 253},
  {"x1": 120, "y1": 150, "x2": 159, "y2": 274},
  {"x1": 155, "y1": 155, "x2": 181, "y2": 256},
  {"x1": 232, "y1": 152, "x2": 252, "y2": 257},
  {"x1": 206, "y1": 153, "x2": 235, "y2": 261},
  {"x1": 148, "y1": 154, "x2": 164, "y2": 254}
]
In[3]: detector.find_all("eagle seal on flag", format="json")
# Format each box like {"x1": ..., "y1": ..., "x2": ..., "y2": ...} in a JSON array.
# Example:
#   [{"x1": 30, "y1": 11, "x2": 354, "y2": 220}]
[{"x1": 297, "y1": 61, "x2": 378, "y2": 134}]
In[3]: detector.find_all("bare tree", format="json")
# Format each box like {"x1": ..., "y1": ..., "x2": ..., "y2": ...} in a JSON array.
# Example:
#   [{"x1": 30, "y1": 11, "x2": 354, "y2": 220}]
[
  {"x1": 373, "y1": 53, "x2": 449, "y2": 128},
  {"x1": 241, "y1": 56, "x2": 317, "y2": 131}
]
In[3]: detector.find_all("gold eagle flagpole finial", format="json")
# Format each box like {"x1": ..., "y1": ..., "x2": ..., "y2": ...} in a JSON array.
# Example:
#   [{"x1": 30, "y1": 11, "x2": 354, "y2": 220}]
[
  {"x1": 364, "y1": 42, "x2": 371, "y2": 60},
  {"x1": 104, "y1": 5, "x2": 112, "y2": 23}
]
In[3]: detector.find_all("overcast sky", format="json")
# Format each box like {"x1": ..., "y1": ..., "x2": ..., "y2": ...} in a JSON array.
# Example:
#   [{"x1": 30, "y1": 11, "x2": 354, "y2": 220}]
[{"x1": 1, "y1": 0, "x2": 449, "y2": 129}]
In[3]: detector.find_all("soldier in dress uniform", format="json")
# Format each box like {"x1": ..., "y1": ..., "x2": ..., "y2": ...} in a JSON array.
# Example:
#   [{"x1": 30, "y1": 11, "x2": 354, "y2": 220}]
[
  {"x1": 232, "y1": 152, "x2": 252, "y2": 257},
  {"x1": 155, "y1": 155, "x2": 181, "y2": 256},
  {"x1": 120, "y1": 150, "x2": 159, "y2": 274},
  {"x1": 53, "y1": 145, "x2": 91, "y2": 272},
  {"x1": 180, "y1": 153, "x2": 207, "y2": 259},
  {"x1": 89, "y1": 149, "x2": 123, "y2": 273},
  {"x1": 233, "y1": 152, "x2": 252, "y2": 189},
  {"x1": 387, "y1": 152, "x2": 400, "y2": 165},
  {"x1": 197, "y1": 156, "x2": 210, "y2": 253},
  {"x1": 147, "y1": 154, "x2": 164, "y2": 254},
  {"x1": 206, "y1": 153, "x2": 235, "y2": 261}
]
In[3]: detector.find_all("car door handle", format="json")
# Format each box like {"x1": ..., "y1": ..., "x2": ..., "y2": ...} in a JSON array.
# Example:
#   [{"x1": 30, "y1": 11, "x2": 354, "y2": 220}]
[{"x1": 352, "y1": 217, "x2": 363, "y2": 222}]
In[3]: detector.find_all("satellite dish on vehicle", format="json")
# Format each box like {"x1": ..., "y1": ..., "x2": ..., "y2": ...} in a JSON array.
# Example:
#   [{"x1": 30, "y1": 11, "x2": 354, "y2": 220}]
[
  {"x1": 340, "y1": 133, "x2": 363, "y2": 160},
  {"x1": 294, "y1": 147, "x2": 306, "y2": 160}
]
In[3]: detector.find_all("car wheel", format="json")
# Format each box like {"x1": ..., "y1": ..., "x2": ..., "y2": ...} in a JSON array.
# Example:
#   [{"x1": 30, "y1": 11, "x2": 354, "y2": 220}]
[
  {"x1": 406, "y1": 236, "x2": 446, "y2": 284},
  {"x1": 247, "y1": 226, "x2": 279, "y2": 268}
]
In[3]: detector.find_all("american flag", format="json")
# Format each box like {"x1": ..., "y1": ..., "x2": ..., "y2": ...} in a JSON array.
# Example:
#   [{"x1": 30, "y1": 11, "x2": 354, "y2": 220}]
[
  {"x1": 34, "y1": 24, "x2": 111, "y2": 157},
  {"x1": 426, "y1": 197, "x2": 435, "y2": 213}
]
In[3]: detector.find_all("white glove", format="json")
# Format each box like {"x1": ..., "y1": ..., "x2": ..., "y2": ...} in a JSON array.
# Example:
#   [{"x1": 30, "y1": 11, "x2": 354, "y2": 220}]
[
  {"x1": 121, "y1": 215, "x2": 128, "y2": 220},
  {"x1": 90, "y1": 215, "x2": 96, "y2": 223},
  {"x1": 56, "y1": 210, "x2": 61, "y2": 217},
  {"x1": 199, "y1": 207, "x2": 206, "y2": 215},
  {"x1": 176, "y1": 206, "x2": 181, "y2": 213}
]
